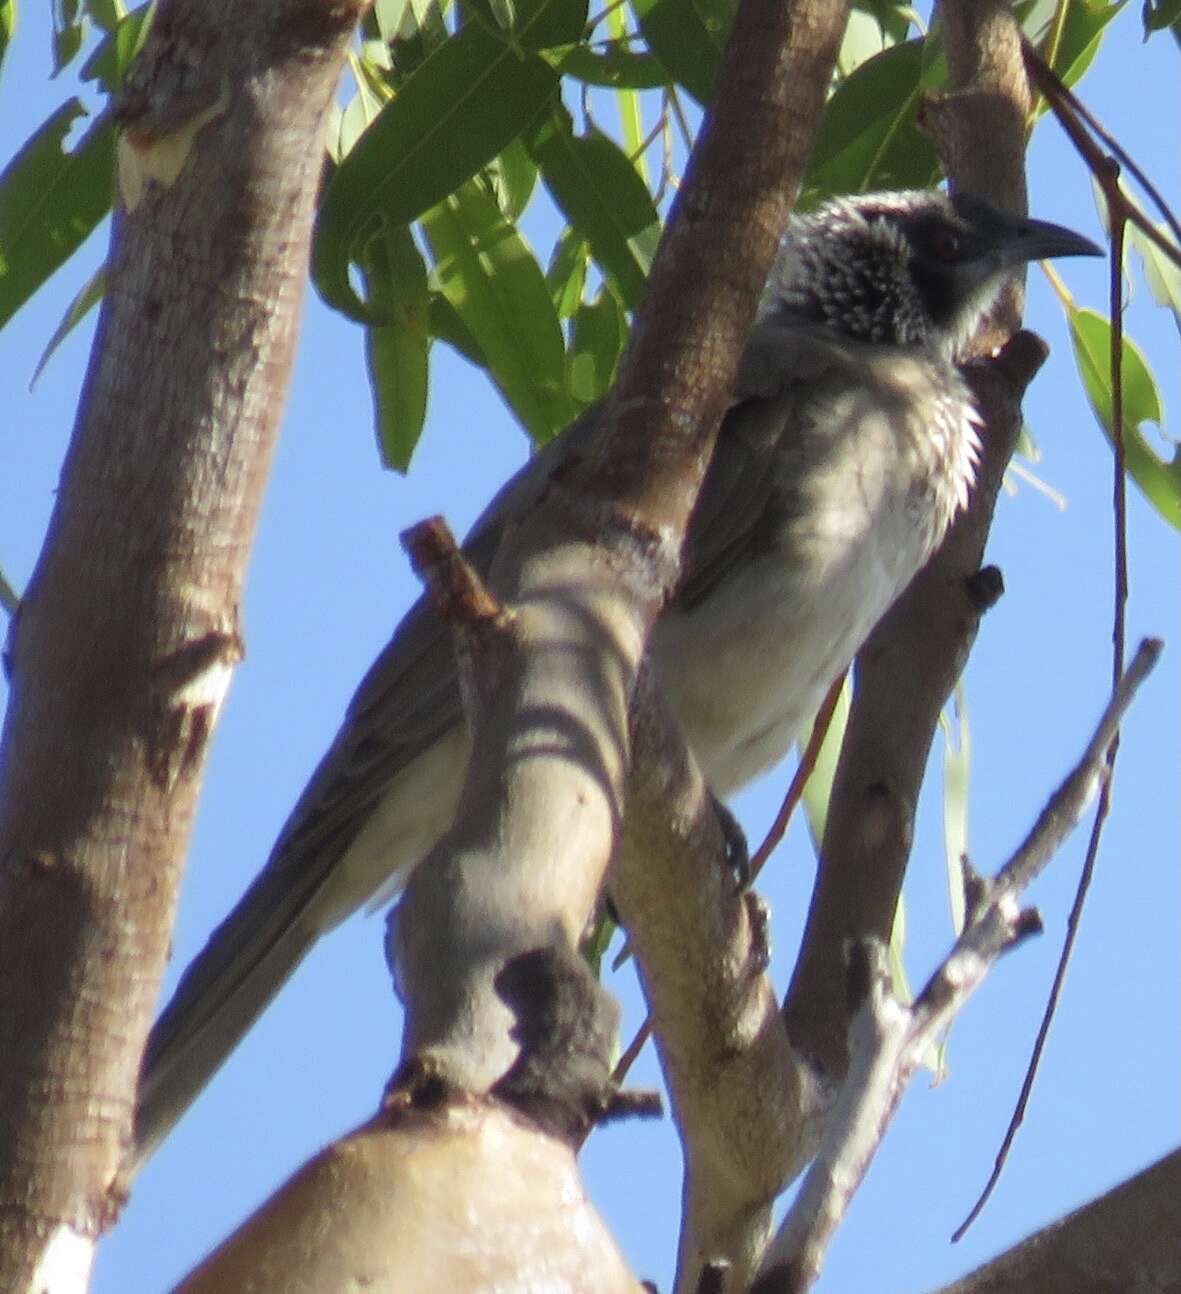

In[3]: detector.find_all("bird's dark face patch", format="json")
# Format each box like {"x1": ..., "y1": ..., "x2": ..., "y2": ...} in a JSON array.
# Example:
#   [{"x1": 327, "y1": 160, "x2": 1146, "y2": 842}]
[
  {"x1": 761, "y1": 190, "x2": 1099, "y2": 358},
  {"x1": 902, "y1": 211, "x2": 993, "y2": 338}
]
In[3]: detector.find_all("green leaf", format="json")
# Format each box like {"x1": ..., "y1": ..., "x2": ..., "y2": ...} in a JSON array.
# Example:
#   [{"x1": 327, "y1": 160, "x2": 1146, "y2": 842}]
[
  {"x1": 429, "y1": 292, "x2": 487, "y2": 367},
  {"x1": 374, "y1": 0, "x2": 413, "y2": 39},
  {"x1": 420, "y1": 180, "x2": 573, "y2": 442},
  {"x1": 52, "y1": 0, "x2": 85, "y2": 75},
  {"x1": 1142, "y1": 0, "x2": 1181, "y2": 35},
  {"x1": 0, "y1": 563, "x2": 18, "y2": 616},
  {"x1": 312, "y1": 5, "x2": 580, "y2": 322},
  {"x1": 1049, "y1": 0, "x2": 1124, "y2": 89},
  {"x1": 545, "y1": 228, "x2": 588, "y2": 318},
  {"x1": 1129, "y1": 223, "x2": 1181, "y2": 331},
  {"x1": 580, "y1": 905, "x2": 617, "y2": 978},
  {"x1": 0, "y1": 102, "x2": 114, "y2": 331},
  {"x1": 890, "y1": 896, "x2": 947, "y2": 1078},
  {"x1": 363, "y1": 226, "x2": 431, "y2": 471},
  {"x1": 939, "y1": 683, "x2": 970, "y2": 937},
  {"x1": 527, "y1": 109, "x2": 658, "y2": 310},
  {"x1": 487, "y1": 0, "x2": 516, "y2": 32},
  {"x1": 388, "y1": 0, "x2": 452, "y2": 76},
  {"x1": 837, "y1": 6, "x2": 896, "y2": 76},
  {"x1": 606, "y1": 2, "x2": 650, "y2": 187},
  {"x1": 802, "y1": 38, "x2": 941, "y2": 202},
  {"x1": 467, "y1": 0, "x2": 588, "y2": 50},
  {"x1": 629, "y1": 0, "x2": 721, "y2": 105},
  {"x1": 690, "y1": 0, "x2": 737, "y2": 48},
  {"x1": 31, "y1": 260, "x2": 106, "y2": 386},
  {"x1": 851, "y1": 0, "x2": 916, "y2": 42},
  {"x1": 87, "y1": 0, "x2": 125, "y2": 34},
  {"x1": 80, "y1": 2, "x2": 155, "y2": 94},
  {"x1": 568, "y1": 286, "x2": 626, "y2": 406},
  {"x1": 334, "y1": 83, "x2": 385, "y2": 162},
  {"x1": 557, "y1": 42, "x2": 669, "y2": 88},
  {"x1": 1066, "y1": 306, "x2": 1181, "y2": 530},
  {"x1": 800, "y1": 676, "x2": 852, "y2": 853},
  {"x1": 487, "y1": 136, "x2": 538, "y2": 221},
  {"x1": 0, "y1": 0, "x2": 16, "y2": 76}
]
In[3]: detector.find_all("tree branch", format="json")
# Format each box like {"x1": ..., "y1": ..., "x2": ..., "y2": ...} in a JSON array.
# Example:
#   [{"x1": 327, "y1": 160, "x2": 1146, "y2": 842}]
[
  {"x1": 931, "y1": 1147, "x2": 1181, "y2": 1294},
  {"x1": 0, "y1": 0, "x2": 361, "y2": 1285},
  {"x1": 754, "y1": 641, "x2": 1162, "y2": 1293}
]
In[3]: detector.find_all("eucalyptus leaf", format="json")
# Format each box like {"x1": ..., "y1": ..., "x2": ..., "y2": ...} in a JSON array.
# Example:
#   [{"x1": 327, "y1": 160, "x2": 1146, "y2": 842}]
[
  {"x1": 31, "y1": 260, "x2": 106, "y2": 386},
  {"x1": 629, "y1": 0, "x2": 721, "y2": 105},
  {"x1": 421, "y1": 181, "x2": 573, "y2": 443},
  {"x1": 1048, "y1": 0, "x2": 1124, "y2": 90},
  {"x1": 803, "y1": 38, "x2": 941, "y2": 202},
  {"x1": 374, "y1": 0, "x2": 413, "y2": 40},
  {"x1": 546, "y1": 228, "x2": 589, "y2": 319},
  {"x1": 1142, "y1": 0, "x2": 1181, "y2": 36},
  {"x1": 52, "y1": 0, "x2": 85, "y2": 75},
  {"x1": 939, "y1": 685, "x2": 970, "y2": 938},
  {"x1": 569, "y1": 287, "x2": 626, "y2": 406},
  {"x1": 488, "y1": 136, "x2": 538, "y2": 222},
  {"x1": 363, "y1": 226, "x2": 431, "y2": 472},
  {"x1": 1067, "y1": 306, "x2": 1181, "y2": 530},
  {"x1": 557, "y1": 42, "x2": 669, "y2": 89},
  {"x1": 528, "y1": 109, "x2": 658, "y2": 310},
  {"x1": 800, "y1": 676, "x2": 852, "y2": 853},
  {"x1": 0, "y1": 563, "x2": 18, "y2": 616},
  {"x1": 1129, "y1": 223, "x2": 1181, "y2": 332},
  {"x1": 79, "y1": 2, "x2": 155, "y2": 94},
  {"x1": 429, "y1": 293, "x2": 487, "y2": 368},
  {"x1": 313, "y1": 4, "x2": 582, "y2": 322},
  {"x1": 0, "y1": 0, "x2": 16, "y2": 76},
  {"x1": 0, "y1": 102, "x2": 114, "y2": 330}
]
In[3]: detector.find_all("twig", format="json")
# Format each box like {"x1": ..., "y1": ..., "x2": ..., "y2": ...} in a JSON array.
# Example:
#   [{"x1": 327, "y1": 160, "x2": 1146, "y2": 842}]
[
  {"x1": 612, "y1": 1014, "x2": 651, "y2": 1085},
  {"x1": 755, "y1": 641, "x2": 1162, "y2": 1291},
  {"x1": 0, "y1": 567, "x2": 17, "y2": 617},
  {"x1": 950, "y1": 41, "x2": 1157, "y2": 1239},
  {"x1": 995, "y1": 640, "x2": 1157, "y2": 892},
  {"x1": 1021, "y1": 40, "x2": 1181, "y2": 269},
  {"x1": 749, "y1": 672, "x2": 845, "y2": 879},
  {"x1": 401, "y1": 516, "x2": 503, "y2": 625}
]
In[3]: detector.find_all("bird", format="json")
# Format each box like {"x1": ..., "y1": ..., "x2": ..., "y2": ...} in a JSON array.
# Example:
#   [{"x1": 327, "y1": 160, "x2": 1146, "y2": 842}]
[{"x1": 134, "y1": 189, "x2": 1101, "y2": 1161}]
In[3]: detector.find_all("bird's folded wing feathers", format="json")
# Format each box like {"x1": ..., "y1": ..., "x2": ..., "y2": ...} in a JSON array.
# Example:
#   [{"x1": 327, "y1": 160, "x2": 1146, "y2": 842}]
[
  {"x1": 262, "y1": 320, "x2": 850, "y2": 892},
  {"x1": 673, "y1": 322, "x2": 855, "y2": 610}
]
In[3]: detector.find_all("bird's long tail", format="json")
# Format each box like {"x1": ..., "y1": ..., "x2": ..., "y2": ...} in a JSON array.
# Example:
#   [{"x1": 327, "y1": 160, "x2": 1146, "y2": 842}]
[{"x1": 133, "y1": 861, "x2": 324, "y2": 1167}]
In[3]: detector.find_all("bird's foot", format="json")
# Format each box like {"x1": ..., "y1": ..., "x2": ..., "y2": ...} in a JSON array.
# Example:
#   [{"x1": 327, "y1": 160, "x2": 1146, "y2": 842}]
[{"x1": 711, "y1": 793, "x2": 750, "y2": 892}]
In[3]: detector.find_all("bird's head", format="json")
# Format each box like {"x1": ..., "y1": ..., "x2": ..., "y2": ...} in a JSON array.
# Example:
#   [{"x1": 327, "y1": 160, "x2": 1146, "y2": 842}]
[{"x1": 761, "y1": 189, "x2": 1102, "y2": 357}]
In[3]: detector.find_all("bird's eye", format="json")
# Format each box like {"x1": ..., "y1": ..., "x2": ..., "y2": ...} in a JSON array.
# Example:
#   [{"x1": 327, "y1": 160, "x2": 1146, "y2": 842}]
[{"x1": 928, "y1": 227, "x2": 962, "y2": 260}]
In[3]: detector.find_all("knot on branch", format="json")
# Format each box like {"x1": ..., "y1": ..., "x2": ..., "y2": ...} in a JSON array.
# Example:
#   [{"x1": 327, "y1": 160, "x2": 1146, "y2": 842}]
[{"x1": 492, "y1": 947, "x2": 658, "y2": 1145}]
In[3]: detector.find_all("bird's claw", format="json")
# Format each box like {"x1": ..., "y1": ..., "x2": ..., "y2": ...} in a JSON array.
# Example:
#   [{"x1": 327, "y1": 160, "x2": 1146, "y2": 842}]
[{"x1": 711, "y1": 793, "x2": 750, "y2": 892}]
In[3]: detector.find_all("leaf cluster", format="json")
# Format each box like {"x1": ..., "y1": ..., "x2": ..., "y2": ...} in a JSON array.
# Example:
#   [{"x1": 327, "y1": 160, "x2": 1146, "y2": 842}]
[{"x1": 0, "y1": 0, "x2": 1177, "y2": 540}]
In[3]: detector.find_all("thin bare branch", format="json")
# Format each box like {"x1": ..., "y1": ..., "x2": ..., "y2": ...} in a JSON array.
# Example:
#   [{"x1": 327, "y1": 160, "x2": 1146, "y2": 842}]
[
  {"x1": 755, "y1": 641, "x2": 1162, "y2": 1292},
  {"x1": 1021, "y1": 40, "x2": 1181, "y2": 268},
  {"x1": 749, "y1": 673, "x2": 845, "y2": 880}
]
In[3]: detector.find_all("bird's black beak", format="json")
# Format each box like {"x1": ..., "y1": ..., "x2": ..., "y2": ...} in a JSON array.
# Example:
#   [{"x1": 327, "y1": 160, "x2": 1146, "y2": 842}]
[
  {"x1": 996, "y1": 214, "x2": 1105, "y2": 267},
  {"x1": 952, "y1": 192, "x2": 1105, "y2": 267}
]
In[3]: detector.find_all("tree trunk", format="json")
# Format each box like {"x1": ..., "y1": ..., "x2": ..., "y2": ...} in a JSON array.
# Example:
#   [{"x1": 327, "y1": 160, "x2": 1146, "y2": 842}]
[{"x1": 0, "y1": 2, "x2": 361, "y2": 1287}]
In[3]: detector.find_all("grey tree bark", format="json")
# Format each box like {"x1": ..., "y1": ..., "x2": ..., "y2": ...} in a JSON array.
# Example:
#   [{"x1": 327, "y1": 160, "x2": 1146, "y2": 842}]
[{"x1": 0, "y1": 2, "x2": 361, "y2": 1287}]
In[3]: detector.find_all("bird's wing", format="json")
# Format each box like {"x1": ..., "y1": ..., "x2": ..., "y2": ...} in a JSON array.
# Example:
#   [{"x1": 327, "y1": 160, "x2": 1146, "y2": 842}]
[
  {"x1": 261, "y1": 320, "x2": 846, "y2": 891},
  {"x1": 674, "y1": 321, "x2": 848, "y2": 610},
  {"x1": 134, "y1": 320, "x2": 851, "y2": 1160}
]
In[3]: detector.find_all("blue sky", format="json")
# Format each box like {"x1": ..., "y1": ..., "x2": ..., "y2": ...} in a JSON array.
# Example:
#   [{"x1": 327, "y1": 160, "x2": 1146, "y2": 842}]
[{"x1": 1, "y1": 8, "x2": 1177, "y2": 1292}]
